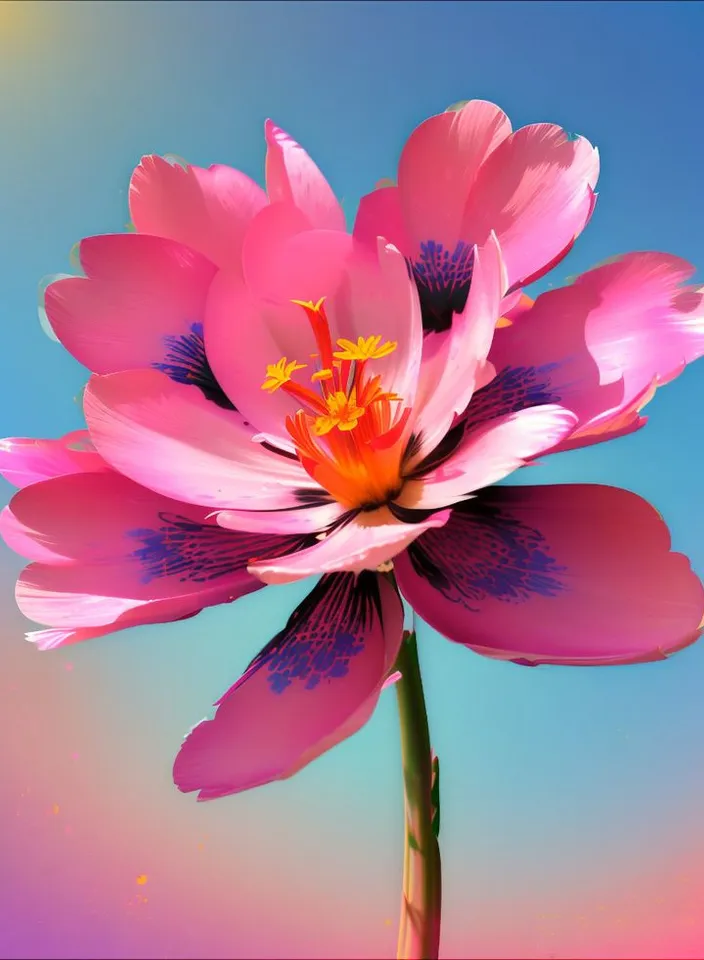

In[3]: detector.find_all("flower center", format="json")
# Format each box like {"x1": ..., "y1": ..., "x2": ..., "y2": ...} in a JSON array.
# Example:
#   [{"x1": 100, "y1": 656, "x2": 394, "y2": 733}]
[{"x1": 261, "y1": 298, "x2": 409, "y2": 511}]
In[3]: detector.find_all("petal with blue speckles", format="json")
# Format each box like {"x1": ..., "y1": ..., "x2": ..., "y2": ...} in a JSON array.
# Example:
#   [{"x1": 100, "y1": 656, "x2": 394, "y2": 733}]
[
  {"x1": 2, "y1": 471, "x2": 304, "y2": 631},
  {"x1": 129, "y1": 156, "x2": 267, "y2": 270},
  {"x1": 396, "y1": 484, "x2": 704, "y2": 666},
  {"x1": 173, "y1": 571, "x2": 403, "y2": 799}
]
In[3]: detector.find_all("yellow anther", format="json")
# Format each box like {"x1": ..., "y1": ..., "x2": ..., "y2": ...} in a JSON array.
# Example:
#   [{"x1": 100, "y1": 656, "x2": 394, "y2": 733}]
[
  {"x1": 313, "y1": 389, "x2": 366, "y2": 436},
  {"x1": 311, "y1": 368, "x2": 334, "y2": 383},
  {"x1": 291, "y1": 296, "x2": 326, "y2": 313},
  {"x1": 261, "y1": 357, "x2": 307, "y2": 393},
  {"x1": 334, "y1": 335, "x2": 398, "y2": 362}
]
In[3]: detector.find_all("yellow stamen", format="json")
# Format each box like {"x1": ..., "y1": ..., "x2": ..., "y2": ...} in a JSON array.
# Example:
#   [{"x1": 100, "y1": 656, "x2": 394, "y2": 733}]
[
  {"x1": 311, "y1": 368, "x2": 334, "y2": 383},
  {"x1": 313, "y1": 389, "x2": 366, "y2": 436},
  {"x1": 261, "y1": 357, "x2": 307, "y2": 393},
  {"x1": 334, "y1": 335, "x2": 398, "y2": 362},
  {"x1": 291, "y1": 296, "x2": 326, "y2": 313}
]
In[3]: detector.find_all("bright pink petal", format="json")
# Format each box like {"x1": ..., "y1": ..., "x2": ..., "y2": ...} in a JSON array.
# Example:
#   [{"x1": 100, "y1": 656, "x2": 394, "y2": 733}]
[
  {"x1": 173, "y1": 571, "x2": 403, "y2": 798},
  {"x1": 45, "y1": 235, "x2": 221, "y2": 385},
  {"x1": 249, "y1": 508, "x2": 450, "y2": 585},
  {"x1": 353, "y1": 185, "x2": 412, "y2": 252},
  {"x1": 264, "y1": 120, "x2": 345, "y2": 232},
  {"x1": 410, "y1": 233, "x2": 507, "y2": 461},
  {"x1": 462, "y1": 124, "x2": 599, "y2": 289},
  {"x1": 0, "y1": 431, "x2": 108, "y2": 488},
  {"x1": 129, "y1": 156, "x2": 267, "y2": 270},
  {"x1": 396, "y1": 484, "x2": 704, "y2": 665},
  {"x1": 397, "y1": 100, "x2": 512, "y2": 253},
  {"x1": 5, "y1": 471, "x2": 303, "y2": 628},
  {"x1": 399, "y1": 405, "x2": 577, "y2": 511},
  {"x1": 83, "y1": 370, "x2": 318, "y2": 510}
]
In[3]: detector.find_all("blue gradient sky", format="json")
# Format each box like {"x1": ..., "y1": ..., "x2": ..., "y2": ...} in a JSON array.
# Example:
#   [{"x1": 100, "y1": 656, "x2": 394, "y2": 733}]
[{"x1": 1, "y1": 2, "x2": 704, "y2": 957}]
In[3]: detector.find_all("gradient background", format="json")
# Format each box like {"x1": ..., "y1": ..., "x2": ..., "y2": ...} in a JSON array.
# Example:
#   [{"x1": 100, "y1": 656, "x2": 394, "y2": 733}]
[{"x1": 1, "y1": 1, "x2": 704, "y2": 957}]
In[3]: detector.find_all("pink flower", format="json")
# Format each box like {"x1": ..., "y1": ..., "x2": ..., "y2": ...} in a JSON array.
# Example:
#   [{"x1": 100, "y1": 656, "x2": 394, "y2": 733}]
[{"x1": 3, "y1": 168, "x2": 703, "y2": 801}]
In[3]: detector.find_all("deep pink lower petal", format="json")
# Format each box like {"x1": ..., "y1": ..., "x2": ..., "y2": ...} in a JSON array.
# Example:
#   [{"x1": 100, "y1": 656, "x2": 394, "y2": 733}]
[
  {"x1": 0, "y1": 431, "x2": 108, "y2": 488},
  {"x1": 396, "y1": 484, "x2": 704, "y2": 665},
  {"x1": 173, "y1": 571, "x2": 403, "y2": 799},
  {"x1": 129, "y1": 156, "x2": 267, "y2": 270},
  {"x1": 2, "y1": 471, "x2": 305, "y2": 629}
]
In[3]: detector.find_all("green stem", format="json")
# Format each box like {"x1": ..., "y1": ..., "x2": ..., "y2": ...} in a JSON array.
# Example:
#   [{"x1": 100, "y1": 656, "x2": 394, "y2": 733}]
[{"x1": 393, "y1": 630, "x2": 442, "y2": 960}]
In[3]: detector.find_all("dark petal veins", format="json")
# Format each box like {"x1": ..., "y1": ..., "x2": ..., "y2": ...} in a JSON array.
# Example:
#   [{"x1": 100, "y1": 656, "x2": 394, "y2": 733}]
[
  {"x1": 152, "y1": 321, "x2": 237, "y2": 411},
  {"x1": 408, "y1": 240, "x2": 475, "y2": 334}
]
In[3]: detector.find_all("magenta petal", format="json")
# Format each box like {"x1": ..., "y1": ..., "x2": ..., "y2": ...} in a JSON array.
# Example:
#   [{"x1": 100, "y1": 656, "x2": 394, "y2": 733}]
[
  {"x1": 129, "y1": 156, "x2": 267, "y2": 270},
  {"x1": 45, "y1": 234, "x2": 218, "y2": 377},
  {"x1": 0, "y1": 431, "x2": 108, "y2": 488},
  {"x1": 264, "y1": 120, "x2": 345, "y2": 232},
  {"x1": 396, "y1": 484, "x2": 704, "y2": 665},
  {"x1": 2, "y1": 471, "x2": 304, "y2": 629},
  {"x1": 173, "y1": 571, "x2": 403, "y2": 799}
]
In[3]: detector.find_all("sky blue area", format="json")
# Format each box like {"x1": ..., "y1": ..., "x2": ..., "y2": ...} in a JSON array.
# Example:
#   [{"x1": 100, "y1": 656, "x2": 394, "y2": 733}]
[{"x1": 1, "y1": 1, "x2": 704, "y2": 954}]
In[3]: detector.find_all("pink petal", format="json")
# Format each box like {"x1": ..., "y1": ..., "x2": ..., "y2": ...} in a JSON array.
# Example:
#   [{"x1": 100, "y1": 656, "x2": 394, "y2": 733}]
[
  {"x1": 129, "y1": 156, "x2": 267, "y2": 270},
  {"x1": 264, "y1": 120, "x2": 346, "y2": 232},
  {"x1": 579, "y1": 252, "x2": 704, "y2": 438},
  {"x1": 5, "y1": 471, "x2": 302, "y2": 628},
  {"x1": 249, "y1": 508, "x2": 451, "y2": 585},
  {"x1": 26, "y1": 606, "x2": 201, "y2": 650},
  {"x1": 396, "y1": 484, "x2": 704, "y2": 665},
  {"x1": 216, "y1": 499, "x2": 346, "y2": 535},
  {"x1": 462, "y1": 124, "x2": 599, "y2": 289},
  {"x1": 399, "y1": 405, "x2": 577, "y2": 511},
  {"x1": 397, "y1": 100, "x2": 512, "y2": 254},
  {"x1": 83, "y1": 370, "x2": 318, "y2": 510},
  {"x1": 173, "y1": 571, "x2": 403, "y2": 798},
  {"x1": 0, "y1": 431, "x2": 108, "y2": 488},
  {"x1": 483, "y1": 281, "x2": 625, "y2": 447},
  {"x1": 410, "y1": 233, "x2": 507, "y2": 461},
  {"x1": 45, "y1": 235, "x2": 221, "y2": 386},
  {"x1": 353, "y1": 185, "x2": 412, "y2": 252}
]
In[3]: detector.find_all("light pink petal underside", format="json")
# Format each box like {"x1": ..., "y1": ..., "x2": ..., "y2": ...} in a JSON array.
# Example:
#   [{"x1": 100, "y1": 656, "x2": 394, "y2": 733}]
[
  {"x1": 249, "y1": 509, "x2": 450, "y2": 586},
  {"x1": 83, "y1": 370, "x2": 317, "y2": 511},
  {"x1": 0, "y1": 431, "x2": 108, "y2": 488},
  {"x1": 399, "y1": 405, "x2": 577, "y2": 510}
]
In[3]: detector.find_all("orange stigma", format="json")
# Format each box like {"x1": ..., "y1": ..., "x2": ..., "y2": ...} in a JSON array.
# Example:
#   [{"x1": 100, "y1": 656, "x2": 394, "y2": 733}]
[{"x1": 260, "y1": 298, "x2": 408, "y2": 510}]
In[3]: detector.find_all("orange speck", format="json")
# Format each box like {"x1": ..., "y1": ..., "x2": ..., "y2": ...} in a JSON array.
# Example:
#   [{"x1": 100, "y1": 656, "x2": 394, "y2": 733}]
[
  {"x1": 51, "y1": 803, "x2": 60, "y2": 815},
  {"x1": 136, "y1": 874, "x2": 148, "y2": 886}
]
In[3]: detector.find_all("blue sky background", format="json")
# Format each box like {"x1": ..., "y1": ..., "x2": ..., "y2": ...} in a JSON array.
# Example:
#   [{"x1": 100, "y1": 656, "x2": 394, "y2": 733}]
[{"x1": 1, "y1": 2, "x2": 704, "y2": 957}]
